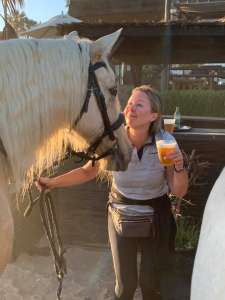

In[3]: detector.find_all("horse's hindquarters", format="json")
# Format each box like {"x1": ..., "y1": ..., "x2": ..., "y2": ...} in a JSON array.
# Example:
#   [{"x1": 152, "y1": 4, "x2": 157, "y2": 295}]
[
  {"x1": 191, "y1": 168, "x2": 225, "y2": 300},
  {"x1": 0, "y1": 190, "x2": 14, "y2": 274}
]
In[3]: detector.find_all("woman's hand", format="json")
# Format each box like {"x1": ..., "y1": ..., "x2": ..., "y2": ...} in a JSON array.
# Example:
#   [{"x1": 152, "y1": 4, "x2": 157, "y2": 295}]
[
  {"x1": 166, "y1": 147, "x2": 184, "y2": 172},
  {"x1": 166, "y1": 146, "x2": 188, "y2": 199},
  {"x1": 35, "y1": 177, "x2": 53, "y2": 192},
  {"x1": 173, "y1": 148, "x2": 185, "y2": 172}
]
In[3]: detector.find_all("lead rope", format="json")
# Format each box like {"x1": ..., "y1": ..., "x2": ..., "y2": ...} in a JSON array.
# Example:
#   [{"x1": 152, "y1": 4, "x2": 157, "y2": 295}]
[
  {"x1": 23, "y1": 189, "x2": 67, "y2": 300},
  {"x1": 39, "y1": 189, "x2": 67, "y2": 300}
]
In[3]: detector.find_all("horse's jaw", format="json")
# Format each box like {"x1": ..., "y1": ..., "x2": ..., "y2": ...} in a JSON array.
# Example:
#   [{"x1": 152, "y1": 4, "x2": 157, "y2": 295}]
[{"x1": 101, "y1": 144, "x2": 132, "y2": 172}]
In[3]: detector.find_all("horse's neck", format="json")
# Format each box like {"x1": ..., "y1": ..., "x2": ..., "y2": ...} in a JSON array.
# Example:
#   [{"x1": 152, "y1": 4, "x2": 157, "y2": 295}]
[{"x1": 0, "y1": 38, "x2": 90, "y2": 192}]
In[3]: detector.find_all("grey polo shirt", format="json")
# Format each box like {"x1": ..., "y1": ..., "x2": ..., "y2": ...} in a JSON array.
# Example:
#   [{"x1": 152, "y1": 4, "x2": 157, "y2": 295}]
[{"x1": 111, "y1": 133, "x2": 170, "y2": 213}]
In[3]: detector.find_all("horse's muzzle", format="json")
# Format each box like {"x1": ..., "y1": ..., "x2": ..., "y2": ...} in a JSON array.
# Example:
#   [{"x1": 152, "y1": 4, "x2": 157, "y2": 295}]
[{"x1": 110, "y1": 143, "x2": 130, "y2": 171}]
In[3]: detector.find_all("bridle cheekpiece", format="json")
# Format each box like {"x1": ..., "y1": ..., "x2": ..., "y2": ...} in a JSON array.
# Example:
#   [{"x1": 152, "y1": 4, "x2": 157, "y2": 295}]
[{"x1": 73, "y1": 61, "x2": 125, "y2": 166}]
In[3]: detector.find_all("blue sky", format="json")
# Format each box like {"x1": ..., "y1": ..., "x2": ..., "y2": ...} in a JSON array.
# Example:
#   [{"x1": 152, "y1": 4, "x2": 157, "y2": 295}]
[{"x1": 0, "y1": 0, "x2": 68, "y2": 30}]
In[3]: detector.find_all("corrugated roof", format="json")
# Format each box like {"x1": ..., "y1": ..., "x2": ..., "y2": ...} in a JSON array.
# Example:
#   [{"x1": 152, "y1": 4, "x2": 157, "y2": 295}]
[{"x1": 22, "y1": 13, "x2": 82, "y2": 37}]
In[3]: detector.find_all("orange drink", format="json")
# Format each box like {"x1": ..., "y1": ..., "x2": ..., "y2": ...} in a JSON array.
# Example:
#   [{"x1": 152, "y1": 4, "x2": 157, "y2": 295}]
[{"x1": 156, "y1": 140, "x2": 177, "y2": 166}]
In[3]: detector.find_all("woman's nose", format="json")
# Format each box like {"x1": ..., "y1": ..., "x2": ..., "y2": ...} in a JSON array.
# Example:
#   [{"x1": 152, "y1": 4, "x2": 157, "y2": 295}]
[
  {"x1": 125, "y1": 103, "x2": 136, "y2": 114},
  {"x1": 130, "y1": 105, "x2": 136, "y2": 112}
]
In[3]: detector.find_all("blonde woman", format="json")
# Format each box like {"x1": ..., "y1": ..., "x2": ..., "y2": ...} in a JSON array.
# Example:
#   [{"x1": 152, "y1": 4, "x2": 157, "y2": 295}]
[{"x1": 38, "y1": 85, "x2": 188, "y2": 300}]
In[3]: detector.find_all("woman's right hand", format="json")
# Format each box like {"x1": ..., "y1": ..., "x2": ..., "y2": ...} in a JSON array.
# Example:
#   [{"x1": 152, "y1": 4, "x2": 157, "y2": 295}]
[{"x1": 35, "y1": 177, "x2": 53, "y2": 192}]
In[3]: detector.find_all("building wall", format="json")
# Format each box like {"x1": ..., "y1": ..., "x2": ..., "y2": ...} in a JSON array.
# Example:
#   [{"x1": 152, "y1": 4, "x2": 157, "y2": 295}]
[{"x1": 69, "y1": 0, "x2": 165, "y2": 22}]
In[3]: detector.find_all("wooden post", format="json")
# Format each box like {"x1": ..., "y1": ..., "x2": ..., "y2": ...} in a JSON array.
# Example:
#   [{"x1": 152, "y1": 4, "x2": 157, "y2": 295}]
[
  {"x1": 164, "y1": 0, "x2": 171, "y2": 22},
  {"x1": 130, "y1": 64, "x2": 142, "y2": 87},
  {"x1": 160, "y1": 0, "x2": 172, "y2": 93},
  {"x1": 161, "y1": 67, "x2": 169, "y2": 91}
]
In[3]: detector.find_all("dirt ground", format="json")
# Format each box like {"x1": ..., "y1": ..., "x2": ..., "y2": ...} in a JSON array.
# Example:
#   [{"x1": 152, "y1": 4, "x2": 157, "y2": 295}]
[{"x1": 0, "y1": 162, "x2": 195, "y2": 300}]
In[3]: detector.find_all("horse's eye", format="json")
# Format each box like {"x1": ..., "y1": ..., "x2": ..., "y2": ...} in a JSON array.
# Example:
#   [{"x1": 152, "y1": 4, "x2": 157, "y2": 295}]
[{"x1": 109, "y1": 86, "x2": 117, "y2": 97}]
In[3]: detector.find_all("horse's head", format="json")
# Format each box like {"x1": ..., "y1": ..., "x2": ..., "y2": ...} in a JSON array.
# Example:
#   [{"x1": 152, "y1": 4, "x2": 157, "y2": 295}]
[{"x1": 72, "y1": 29, "x2": 132, "y2": 171}]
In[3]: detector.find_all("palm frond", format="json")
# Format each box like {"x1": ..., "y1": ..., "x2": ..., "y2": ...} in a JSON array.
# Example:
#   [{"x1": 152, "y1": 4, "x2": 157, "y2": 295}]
[
  {"x1": 2, "y1": 0, "x2": 24, "y2": 15},
  {"x1": 0, "y1": 13, "x2": 18, "y2": 39}
]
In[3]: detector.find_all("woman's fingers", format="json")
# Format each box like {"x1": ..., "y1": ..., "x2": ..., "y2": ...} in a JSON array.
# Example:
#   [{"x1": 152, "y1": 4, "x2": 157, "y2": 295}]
[
  {"x1": 166, "y1": 149, "x2": 184, "y2": 169},
  {"x1": 35, "y1": 177, "x2": 51, "y2": 192}
]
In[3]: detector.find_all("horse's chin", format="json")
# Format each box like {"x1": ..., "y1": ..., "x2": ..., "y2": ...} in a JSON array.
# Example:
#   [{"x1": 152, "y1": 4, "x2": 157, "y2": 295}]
[
  {"x1": 106, "y1": 160, "x2": 127, "y2": 172},
  {"x1": 102, "y1": 161, "x2": 124, "y2": 172},
  {"x1": 102, "y1": 151, "x2": 129, "y2": 172}
]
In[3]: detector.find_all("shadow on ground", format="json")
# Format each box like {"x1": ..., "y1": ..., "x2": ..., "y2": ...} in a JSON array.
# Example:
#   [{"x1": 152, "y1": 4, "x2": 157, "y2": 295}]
[{"x1": 9, "y1": 160, "x2": 194, "y2": 300}]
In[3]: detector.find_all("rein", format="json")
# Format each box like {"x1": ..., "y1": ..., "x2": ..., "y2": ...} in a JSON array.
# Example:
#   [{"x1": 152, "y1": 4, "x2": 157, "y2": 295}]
[
  {"x1": 23, "y1": 189, "x2": 66, "y2": 300},
  {"x1": 39, "y1": 190, "x2": 66, "y2": 300}
]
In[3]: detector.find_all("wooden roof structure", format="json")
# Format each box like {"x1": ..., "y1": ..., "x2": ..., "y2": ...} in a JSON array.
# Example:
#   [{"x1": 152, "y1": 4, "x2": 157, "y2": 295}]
[
  {"x1": 170, "y1": 65, "x2": 225, "y2": 78},
  {"x1": 22, "y1": 14, "x2": 82, "y2": 38},
  {"x1": 68, "y1": 0, "x2": 165, "y2": 23},
  {"x1": 177, "y1": 1, "x2": 225, "y2": 19},
  {"x1": 60, "y1": 21, "x2": 225, "y2": 64}
]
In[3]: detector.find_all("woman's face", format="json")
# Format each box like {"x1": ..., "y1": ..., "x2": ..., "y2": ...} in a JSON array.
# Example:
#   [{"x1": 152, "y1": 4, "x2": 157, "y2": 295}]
[{"x1": 124, "y1": 90, "x2": 158, "y2": 130}]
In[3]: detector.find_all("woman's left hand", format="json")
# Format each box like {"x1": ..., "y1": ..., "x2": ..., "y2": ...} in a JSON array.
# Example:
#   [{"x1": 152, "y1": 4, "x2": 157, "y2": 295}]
[{"x1": 166, "y1": 148, "x2": 184, "y2": 172}]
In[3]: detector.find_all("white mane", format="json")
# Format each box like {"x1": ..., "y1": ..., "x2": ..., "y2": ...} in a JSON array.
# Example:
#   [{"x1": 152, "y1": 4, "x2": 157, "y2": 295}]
[{"x1": 0, "y1": 37, "x2": 91, "y2": 193}]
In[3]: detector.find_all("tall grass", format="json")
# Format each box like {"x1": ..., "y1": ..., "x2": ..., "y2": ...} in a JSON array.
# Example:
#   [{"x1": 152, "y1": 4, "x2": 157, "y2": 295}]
[
  {"x1": 161, "y1": 90, "x2": 225, "y2": 117},
  {"x1": 175, "y1": 216, "x2": 200, "y2": 250}
]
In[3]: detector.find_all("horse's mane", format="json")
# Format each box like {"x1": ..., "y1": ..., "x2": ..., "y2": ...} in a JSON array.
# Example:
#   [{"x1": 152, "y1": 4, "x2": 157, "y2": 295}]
[{"x1": 0, "y1": 37, "x2": 92, "y2": 194}]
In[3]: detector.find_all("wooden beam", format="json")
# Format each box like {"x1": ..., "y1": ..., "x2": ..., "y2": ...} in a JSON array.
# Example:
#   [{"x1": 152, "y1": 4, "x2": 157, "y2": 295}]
[{"x1": 62, "y1": 22, "x2": 225, "y2": 64}]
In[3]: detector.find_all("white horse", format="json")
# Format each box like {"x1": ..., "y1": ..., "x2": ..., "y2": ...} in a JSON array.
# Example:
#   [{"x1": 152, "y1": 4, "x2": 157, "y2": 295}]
[
  {"x1": 191, "y1": 167, "x2": 225, "y2": 300},
  {"x1": 0, "y1": 29, "x2": 132, "y2": 273}
]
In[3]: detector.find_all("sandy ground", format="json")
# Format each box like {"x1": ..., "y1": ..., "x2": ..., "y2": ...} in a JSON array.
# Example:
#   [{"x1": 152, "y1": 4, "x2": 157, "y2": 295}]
[
  {"x1": 0, "y1": 162, "x2": 194, "y2": 300},
  {"x1": 0, "y1": 239, "x2": 116, "y2": 300},
  {"x1": 0, "y1": 237, "x2": 194, "y2": 300}
]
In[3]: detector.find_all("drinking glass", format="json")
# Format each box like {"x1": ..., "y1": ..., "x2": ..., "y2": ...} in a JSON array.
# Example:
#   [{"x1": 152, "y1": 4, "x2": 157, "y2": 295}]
[
  {"x1": 156, "y1": 135, "x2": 177, "y2": 166},
  {"x1": 163, "y1": 118, "x2": 175, "y2": 133}
]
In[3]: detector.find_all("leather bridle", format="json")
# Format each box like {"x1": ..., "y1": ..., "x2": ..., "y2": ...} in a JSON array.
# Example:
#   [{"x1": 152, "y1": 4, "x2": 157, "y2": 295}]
[
  {"x1": 73, "y1": 61, "x2": 125, "y2": 165},
  {"x1": 0, "y1": 62, "x2": 125, "y2": 166}
]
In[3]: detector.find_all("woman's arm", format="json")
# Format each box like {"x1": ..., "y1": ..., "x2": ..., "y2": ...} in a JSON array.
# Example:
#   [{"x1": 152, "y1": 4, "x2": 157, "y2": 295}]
[
  {"x1": 38, "y1": 161, "x2": 99, "y2": 190},
  {"x1": 166, "y1": 166, "x2": 188, "y2": 198}
]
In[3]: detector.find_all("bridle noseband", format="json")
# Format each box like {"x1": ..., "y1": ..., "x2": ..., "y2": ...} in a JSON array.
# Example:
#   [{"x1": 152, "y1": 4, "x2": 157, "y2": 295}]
[{"x1": 73, "y1": 61, "x2": 125, "y2": 165}]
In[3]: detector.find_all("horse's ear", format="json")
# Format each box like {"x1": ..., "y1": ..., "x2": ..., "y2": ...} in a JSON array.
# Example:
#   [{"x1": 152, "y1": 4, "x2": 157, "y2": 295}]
[
  {"x1": 64, "y1": 31, "x2": 80, "y2": 41},
  {"x1": 90, "y1": 28, "x2": 123, "y2": 60}
]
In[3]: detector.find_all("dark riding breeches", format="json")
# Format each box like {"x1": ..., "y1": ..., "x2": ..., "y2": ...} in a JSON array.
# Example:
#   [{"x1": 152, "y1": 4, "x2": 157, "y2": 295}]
[{"x1": 107, "y1": 198, "x2": 176, "y2": 300}]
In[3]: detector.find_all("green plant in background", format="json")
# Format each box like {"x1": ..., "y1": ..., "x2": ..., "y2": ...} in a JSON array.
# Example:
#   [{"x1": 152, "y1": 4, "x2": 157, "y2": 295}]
[
  {"x1": 175, "y1": 216, "x2": 200, "y2": 251},
  {"x1": 169, "y1": 194, "x2": 200, "y2": 250},
  {"x1": 118, "y1": 86, "x2": 225, "y2": 117},
  {"x1": 160, "y1": 90, "x2": 225, "y2": 117}
]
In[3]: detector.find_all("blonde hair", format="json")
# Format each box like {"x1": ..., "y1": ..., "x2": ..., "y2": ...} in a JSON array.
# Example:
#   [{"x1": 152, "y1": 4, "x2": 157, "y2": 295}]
[{"x1": 132, "y1": 85, "x2": 162, "y2": 135}]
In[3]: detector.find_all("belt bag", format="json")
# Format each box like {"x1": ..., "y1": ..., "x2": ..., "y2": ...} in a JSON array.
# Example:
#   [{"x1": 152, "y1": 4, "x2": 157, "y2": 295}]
[{"x1": 109, "y1": 205, "x2": 156, "y2": 238}]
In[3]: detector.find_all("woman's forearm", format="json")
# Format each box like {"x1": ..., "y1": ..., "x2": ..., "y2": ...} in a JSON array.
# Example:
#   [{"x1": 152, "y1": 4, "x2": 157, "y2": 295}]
[
  {"x1": 49, "y1": 167, "x2": 97, "y2": 188},
  {"x1": 171, "y1": 169, "x2": 188, "y2": 198},
  {"x1": 39, "y1": 162, "x2": 98, "y2": 190}
]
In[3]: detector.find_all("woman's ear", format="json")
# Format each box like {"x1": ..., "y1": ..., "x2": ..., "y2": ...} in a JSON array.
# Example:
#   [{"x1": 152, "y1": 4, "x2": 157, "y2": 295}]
[{"x1": 150, "y1": 112, "x2": 158, "y2": 122}]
